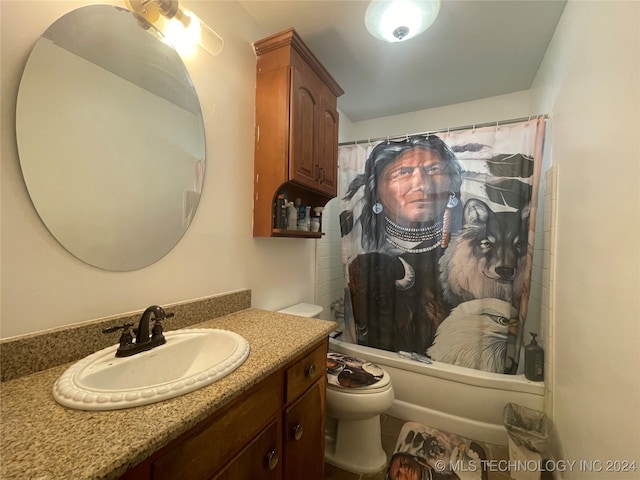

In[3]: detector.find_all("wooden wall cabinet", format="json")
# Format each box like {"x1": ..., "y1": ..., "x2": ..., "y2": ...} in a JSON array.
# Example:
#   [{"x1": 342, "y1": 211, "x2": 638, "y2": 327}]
[
  {"x1": 253, "y1": 28, "x2": 344, "y2": 238},
  {"x1": 120, "y1": 339, "x2": 328, "y2": 480}
]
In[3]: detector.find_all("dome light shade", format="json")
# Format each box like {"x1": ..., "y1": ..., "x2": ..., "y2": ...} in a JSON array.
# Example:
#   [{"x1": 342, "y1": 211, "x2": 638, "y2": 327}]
[{"x1": 365, "y1": 0, "x2": 440, "y2": 43}]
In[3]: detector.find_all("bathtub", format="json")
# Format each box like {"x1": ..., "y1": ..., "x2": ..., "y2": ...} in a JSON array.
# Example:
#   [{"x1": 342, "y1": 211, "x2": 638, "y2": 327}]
[{"x1": 329, "y1": 337, "x2": 544, "y2": 446}]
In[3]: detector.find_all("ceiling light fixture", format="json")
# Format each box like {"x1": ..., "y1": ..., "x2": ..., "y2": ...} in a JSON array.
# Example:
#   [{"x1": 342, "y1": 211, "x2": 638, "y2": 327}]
[
  {"x1": 125, "y1": 0, "x2": 223, "y2": 56},
  {"x1": 365, "y1": 0, "x2": 440, "y2": 43}
]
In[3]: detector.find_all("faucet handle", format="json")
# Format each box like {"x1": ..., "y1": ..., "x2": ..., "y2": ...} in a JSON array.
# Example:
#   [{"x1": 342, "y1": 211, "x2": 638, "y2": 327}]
[
  {"x1": 151, "y1": 312, "x2": 174, "y2": 340},
  {"x1": 152, "y1": 311, "x2": 174, "y2": 326},
  {"x1": 102, "y1": 322, "x2": 134, "y2": 334},
  {"x1": 102, "y1": 322, "x2": 135, "y2": 348}
]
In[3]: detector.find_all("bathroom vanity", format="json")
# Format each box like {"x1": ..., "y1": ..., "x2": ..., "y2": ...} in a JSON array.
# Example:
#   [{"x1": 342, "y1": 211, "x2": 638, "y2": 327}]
[
  {"x1": 121, "y1": 339, "x2": 327, "y2": 479},
  {"x1": 0, "y1": 303, "x2": 336, "y2": 480}
]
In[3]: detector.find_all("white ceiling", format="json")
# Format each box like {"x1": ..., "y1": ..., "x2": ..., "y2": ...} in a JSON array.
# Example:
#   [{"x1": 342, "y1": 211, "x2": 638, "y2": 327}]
[{"x1": 239, "y1": 0, "x2": 566, "y2": 122}]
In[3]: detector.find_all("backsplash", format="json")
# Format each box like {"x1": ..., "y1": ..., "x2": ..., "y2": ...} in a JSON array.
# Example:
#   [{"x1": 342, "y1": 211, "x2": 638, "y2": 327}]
[{"x1": 0, "y1": 290, "x2": 251, "y2": 382}]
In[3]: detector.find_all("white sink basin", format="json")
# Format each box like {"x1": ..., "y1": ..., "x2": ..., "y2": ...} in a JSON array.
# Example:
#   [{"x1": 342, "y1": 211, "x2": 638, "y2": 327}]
[{"x1": 52, "y1": 328, "x2": 250, "y2": 411}]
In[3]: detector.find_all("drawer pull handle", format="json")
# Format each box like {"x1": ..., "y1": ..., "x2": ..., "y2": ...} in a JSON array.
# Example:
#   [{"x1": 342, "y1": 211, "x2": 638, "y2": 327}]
[
  {"x1": 306, "y1": 363, "x2": 317, "y2": 378},
  {"x1": 293, "y1": 424, "x2": 304, "y2": 441},
  {"x1": 266, "y1": 449, "x2": 279, "y2": 470}
]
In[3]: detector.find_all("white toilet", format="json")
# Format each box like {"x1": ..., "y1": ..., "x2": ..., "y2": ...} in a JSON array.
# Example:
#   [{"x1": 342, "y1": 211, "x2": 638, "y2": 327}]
[{"x1": 277, "y1": 303, "x2": 395, "y2": 475}]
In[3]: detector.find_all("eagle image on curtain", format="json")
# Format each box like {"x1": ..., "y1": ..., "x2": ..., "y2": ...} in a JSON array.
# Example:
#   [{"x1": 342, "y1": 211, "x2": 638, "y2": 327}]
[{"x1": 339, "y1": 118, "x2": 546, "y2": 374}]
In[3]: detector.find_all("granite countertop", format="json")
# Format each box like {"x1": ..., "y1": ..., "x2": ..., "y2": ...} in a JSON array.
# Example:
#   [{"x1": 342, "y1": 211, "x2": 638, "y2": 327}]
[{"x1": 0, "y1": 309, "x2": 336, "y2": 480}]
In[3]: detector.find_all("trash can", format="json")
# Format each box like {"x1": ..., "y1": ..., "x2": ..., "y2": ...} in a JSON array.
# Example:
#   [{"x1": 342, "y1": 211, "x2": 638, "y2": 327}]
[{"x1": 503, "y1": 402, "x2": 549, "y2": 480}]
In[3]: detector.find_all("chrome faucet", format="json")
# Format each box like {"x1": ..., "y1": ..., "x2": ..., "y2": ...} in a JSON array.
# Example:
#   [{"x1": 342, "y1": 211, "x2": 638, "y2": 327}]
[{"x1": 103, "y1": 305, "x2": 174, "y2": 357}]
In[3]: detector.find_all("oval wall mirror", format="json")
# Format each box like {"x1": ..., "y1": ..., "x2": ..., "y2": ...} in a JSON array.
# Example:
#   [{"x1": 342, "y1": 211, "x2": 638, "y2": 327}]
[{"x1": 16, "y1": 4, "x2": 206, "y2": 271}]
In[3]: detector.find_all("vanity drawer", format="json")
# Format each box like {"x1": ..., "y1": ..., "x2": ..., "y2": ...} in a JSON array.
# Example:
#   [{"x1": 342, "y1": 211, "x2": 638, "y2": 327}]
[
  {"x1": 284, "y1": 339, "x2": 327, "y2": 404},
  {"x1": 151, "y1": 372, "x2": 282, "y2": 480}
]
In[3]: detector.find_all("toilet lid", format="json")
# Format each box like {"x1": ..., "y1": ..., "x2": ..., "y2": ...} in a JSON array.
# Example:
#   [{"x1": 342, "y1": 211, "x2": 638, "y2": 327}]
[
  {"x1": 277, "y1": 303, "x2": 323, "y2": 317},
  {"x1": 326, "y1": 353, "x2": 390, "y2": 391}
]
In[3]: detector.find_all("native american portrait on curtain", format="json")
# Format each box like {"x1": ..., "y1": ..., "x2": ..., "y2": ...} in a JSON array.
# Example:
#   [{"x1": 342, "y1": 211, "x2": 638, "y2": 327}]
[{"x1": 339, "y1": 118, "x2": 546, "y2": 374}]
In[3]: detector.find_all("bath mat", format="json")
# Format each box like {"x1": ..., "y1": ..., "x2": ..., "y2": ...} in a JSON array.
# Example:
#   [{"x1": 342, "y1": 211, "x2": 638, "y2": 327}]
[{"x1": 387, "y1": 421, "x2": 489, "y2": 480}]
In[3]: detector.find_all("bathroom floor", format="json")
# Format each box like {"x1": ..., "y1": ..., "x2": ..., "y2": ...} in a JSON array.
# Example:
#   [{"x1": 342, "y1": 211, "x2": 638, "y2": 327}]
[{"x1": 324, "y1": 414, "x2": 552, "y2": 480}]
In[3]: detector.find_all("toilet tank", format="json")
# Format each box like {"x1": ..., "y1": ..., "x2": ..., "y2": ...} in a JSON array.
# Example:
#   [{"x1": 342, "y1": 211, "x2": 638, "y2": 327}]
[{"x1": 277, "y1": 303, "x2": 323, "y2": 318}]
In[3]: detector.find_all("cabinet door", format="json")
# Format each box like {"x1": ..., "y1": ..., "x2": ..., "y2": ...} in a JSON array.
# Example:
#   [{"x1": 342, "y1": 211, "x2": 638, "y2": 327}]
[
  {"x1": 289, "y1": 67, "x2": 319, "y2": 191},
  {"x1": 283, "y1": 381, "x2": 325, "y2": 480},
  {"x1": 151, "y1": 373, "x2": 281, "y2": 480},
  {"x1": 316, "y1": 95, "x2": 339, "y2": 196},
  {"x1": 212, "y1": 420, "x2": 281, "y2": 480}
]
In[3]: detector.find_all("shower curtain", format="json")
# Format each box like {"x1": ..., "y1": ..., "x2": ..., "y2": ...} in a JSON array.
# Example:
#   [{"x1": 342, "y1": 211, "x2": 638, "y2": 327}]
[{"x1": 339, "y1": 118, "x2": 546, "y2": 374}]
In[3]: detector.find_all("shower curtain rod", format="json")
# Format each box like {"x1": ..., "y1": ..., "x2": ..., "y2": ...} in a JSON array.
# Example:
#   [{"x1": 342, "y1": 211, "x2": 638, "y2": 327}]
[{"x1": 338, "y1": 114, "x2": 549, "y2": 147}]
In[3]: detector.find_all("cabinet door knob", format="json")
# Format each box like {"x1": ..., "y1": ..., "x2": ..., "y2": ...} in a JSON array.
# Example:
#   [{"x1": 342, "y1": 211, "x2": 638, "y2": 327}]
[
  {"x1": 306, "y1": 363, "x2": 317, "y2": 378},
  {"x1": 293, "y1": 423, "x2": 304, "y2": 441},
  {"x1": 266, "y1": 449, "x2": 279, "y2": 470}
]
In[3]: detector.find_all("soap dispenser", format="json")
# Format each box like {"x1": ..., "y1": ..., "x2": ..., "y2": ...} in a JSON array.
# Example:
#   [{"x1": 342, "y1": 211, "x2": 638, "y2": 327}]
[{"x1": 524, "y1": 332, "x2": 544, "y2": 381}]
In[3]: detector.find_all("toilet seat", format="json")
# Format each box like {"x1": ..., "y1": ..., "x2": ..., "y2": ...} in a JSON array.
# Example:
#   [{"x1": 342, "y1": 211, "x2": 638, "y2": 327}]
[
  {"x1": 327, "y1": 373, "x2": 391, "y2": 394},
  {"x1": 327, "y1": 353, "x2": 391, "y2": 393}
]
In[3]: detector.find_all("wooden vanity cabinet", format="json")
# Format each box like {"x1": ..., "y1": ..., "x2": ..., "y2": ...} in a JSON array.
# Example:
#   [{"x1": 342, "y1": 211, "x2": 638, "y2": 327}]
[
  {"x1": 253, "y1": 28, "x2": 344, "y2": 238},
  {"x1": 120, "y1": 339, "x2": 328, "y2": 480},
  {"x1": 283, "y1": 339, "x2": 327, "y2": 480}
]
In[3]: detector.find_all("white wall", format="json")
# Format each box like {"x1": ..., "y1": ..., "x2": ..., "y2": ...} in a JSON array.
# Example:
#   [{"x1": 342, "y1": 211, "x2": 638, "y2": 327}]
[
  {"x1": 342, "y1": 90, "x2": 532, "y2": 143},
  {"x1": 0, "y1": 0, "x2": 316, "y2": 339},
  {"x1": 530, "y1": 1, "x2": 640, "y2": 475}
]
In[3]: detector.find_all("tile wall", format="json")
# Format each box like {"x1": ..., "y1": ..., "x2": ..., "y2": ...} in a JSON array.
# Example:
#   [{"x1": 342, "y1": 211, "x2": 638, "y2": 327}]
[
  {"x1": 541, "y1": 166, "x2": 559, "y2": 417},
  {"x1": 315, "y1": 198, "x2": 346, "y2": 326}
]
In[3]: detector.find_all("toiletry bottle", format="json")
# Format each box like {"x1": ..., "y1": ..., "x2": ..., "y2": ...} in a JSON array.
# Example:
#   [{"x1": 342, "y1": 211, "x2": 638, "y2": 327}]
[
  {"x1": 296, "y1": 199, "x2": 308, "y2": 230},
  {"x1": 524, "y1": 332, "x2": 544, "y2": 381},
  {"x1": 274, "y1": 194, "x2": 286, "y2": 229},
  {"x1": 286, "y1": 202, "x2": 297, "y2": 230},
  {"x1": 313, "y1": 206, "x2": 324, "y2": 231}
]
